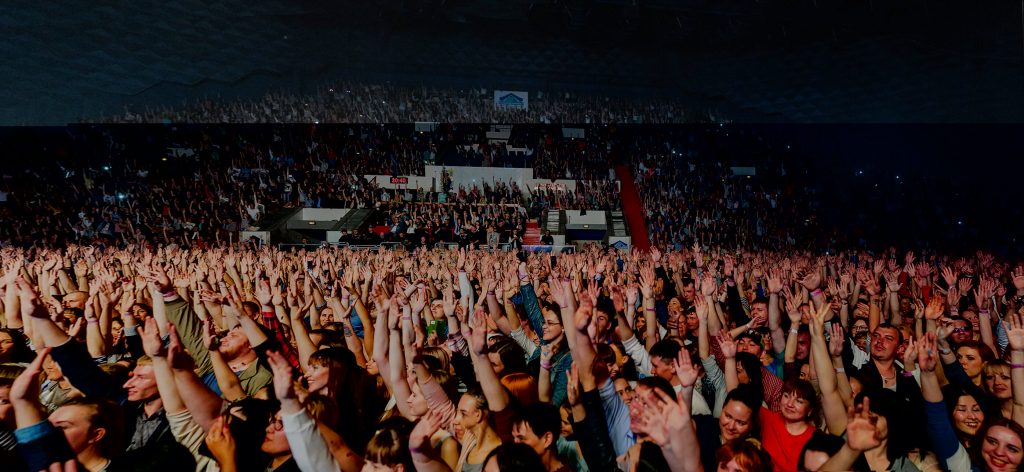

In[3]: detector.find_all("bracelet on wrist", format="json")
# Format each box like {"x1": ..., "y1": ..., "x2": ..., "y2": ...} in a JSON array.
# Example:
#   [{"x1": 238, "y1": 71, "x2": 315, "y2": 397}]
[
  {"x1": 541, "y1": 362, "x2": 552, "y2": 370},
  {"x1": 812, "y1": 288, "x2": 823, "y2": 297},
  {"x1": 902, "y1": 371, "x2": 915, "y2": 377},
  {"x1": 1012, "y1": 363, "x2": 1024, "y2": 369},
  {"x1": 834, "y1": 367, "x2": 845, "y2": 373}
]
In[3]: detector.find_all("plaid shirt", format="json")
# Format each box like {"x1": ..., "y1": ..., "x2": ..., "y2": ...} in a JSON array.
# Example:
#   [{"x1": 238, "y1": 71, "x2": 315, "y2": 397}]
[{"x1": 262, "y1": 310, "x2": 301, "y2": 370}]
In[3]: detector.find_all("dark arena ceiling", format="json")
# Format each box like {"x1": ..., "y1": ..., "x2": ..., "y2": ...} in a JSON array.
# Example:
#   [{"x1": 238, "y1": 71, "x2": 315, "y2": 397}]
[{"x1": 3, "y1": 0, "x2": 1023, "y2": 124}]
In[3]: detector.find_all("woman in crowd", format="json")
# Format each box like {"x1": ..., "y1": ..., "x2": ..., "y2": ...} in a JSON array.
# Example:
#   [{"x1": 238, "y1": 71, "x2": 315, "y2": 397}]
[{"x1": 984, "y1": 360, "x2": 1024, "y2": 424}]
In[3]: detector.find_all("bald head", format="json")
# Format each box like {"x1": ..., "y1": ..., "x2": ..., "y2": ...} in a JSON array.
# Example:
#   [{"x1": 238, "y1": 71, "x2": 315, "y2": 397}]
[{"x1": 62, "y1": 291, "x2": 88, "y2": 310}]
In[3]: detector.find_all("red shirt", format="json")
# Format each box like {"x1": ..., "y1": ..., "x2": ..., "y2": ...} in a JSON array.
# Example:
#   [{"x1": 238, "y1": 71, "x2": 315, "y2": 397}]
[{"x1": 759, "y1": 407, "x2": 814, "y2": 472}]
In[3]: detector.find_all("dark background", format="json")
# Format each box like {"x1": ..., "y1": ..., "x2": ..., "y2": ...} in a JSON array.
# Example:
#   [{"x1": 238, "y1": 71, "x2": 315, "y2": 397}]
[{"x1": 2, "y1": 0, "x2": 1023, "y2": 124}]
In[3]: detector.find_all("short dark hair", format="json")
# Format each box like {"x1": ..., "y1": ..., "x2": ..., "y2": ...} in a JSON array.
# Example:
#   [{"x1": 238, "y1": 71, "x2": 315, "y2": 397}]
[
  {"x1": 799, "y1": 433, "x2": 847, "y2": 471},
  {"x1": 637, "y1": 376, "x2": 675, "y2": 401},
  {"x1": 782, "y1": 379, "x2": 821, "y2": 422},
  {"x1": 648, "y1": 338, "x2": 682, "y2": 362},
  {"x1": 513, "y1": 403, "x2": 562, "y2": 450},
  {"x1": 873, "y1": 323, "x2": 904, "y2": 344},
  {"x1": 483, "y1": 443, "x2": 545, "y2": 471}
]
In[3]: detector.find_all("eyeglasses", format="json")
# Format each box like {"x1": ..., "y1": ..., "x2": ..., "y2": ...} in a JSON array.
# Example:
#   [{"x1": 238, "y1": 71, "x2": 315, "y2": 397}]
[
  {"x1": 952, "y1": 328, "x2": 969, "y2": 334},
  {"x1": 543, "y1": 320, "x2": 562, "y2": 327}
]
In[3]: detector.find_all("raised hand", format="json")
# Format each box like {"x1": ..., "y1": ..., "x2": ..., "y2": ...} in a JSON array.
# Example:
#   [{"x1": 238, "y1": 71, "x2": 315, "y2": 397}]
[
  {"x1": 408, "y1": 413, "x2": 444, "y2": 461},
  {"x1": 137, "y1": 317, "x2": 167, "y2": 357},
  {"x1": 902, "y1": 336, "x2": 919, "y2": 369},
  {"x1": 694, "y1": 295, "x2": 708, "y2": 323},
  {"x1": 204, "y1": 415, "x2": 237, "y2": 467},
  {"x1": 267, "y1": 350, "x2": 296, "y2": 402},
  {"x1": 255, "y1": 279, "x2": 272, "y2": 306},
  {"x1": 864, "y1": 277, "x2": 881, "y2": 296},
  {"x1": 1006, "y1": 311, "x2": 1024, "y2": 352},
  {"x1": 884, "y1": 271, "x2": 902, "y2": 293},
  {"x1": 941, "y1": 266, "x2": 958, "y2": 288},
  {"x1": 957, "y1": 278, "x2": 974, "y2": 298},
  {"x1": 917, "y1": 332, "x2": 939, "y2": 372},
  {"x1": 565, "y1": 362, "x2": 581, "y2": 406},
  {"x1": 11, "y1": 347, "x2": 51, "y2": 402},
  {"x1": 632, "y1": 386, "x2": 690, "y2": 447},
  {"x1": 828, "y1": 323, "x2": 846, "y2": 357},
  {"x1": 467, "y1": 308, "x2": 488, "y2": 356},
  {"x1": 15, "y1": 277, "x2": 49, "y2": 320},
  {"x1": 410, "y1": 287, "x2": 427, "y2": 315},
  {"x1": 846, "y1": 397, "x2": 882, "y2": 452},
  {"x1": 974, "y1": 278, "x2": 996, "y2": 310},
  {"x1": 625, "y1": 285, "x2": 639, "y2": 307},
  {"x1": 574, "y1": 300, "x2": 594, "y2": 337},
  {"x1": 770, "y1": 268, "x2": 782, "y2": 294},
  {"x1": 638, "y1": 265, "x2": 656, "y2": 299},
  {"x1": 923, "y1": 297, "x2": 944, "y2": 321},
  {"x1": 800, "y1": 271, "x2": 822, "y2": 291},
  {"x1": 674, "y1": 346, "x2": 699, "y2": 388},
  {"x1": 700, "y1": 274, "x2": 716, "y2": 297},
  {"x1": 202, "y1": 317, "x2": 222, "y2": 351},
  {"x1": 441, "y1": 285, "x2": 456, "y2": 318},
  {"x1": 717, "y1": 331, "x2": 737, "y2": 359}
]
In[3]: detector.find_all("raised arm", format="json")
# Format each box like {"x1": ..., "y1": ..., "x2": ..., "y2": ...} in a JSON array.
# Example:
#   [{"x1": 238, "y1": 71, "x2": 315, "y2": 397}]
[
  {"x1": 168, "y1": 325, "x2": 225, "y2": 432},
  {"x1": 10, "y1": 347, "x2": 51, "y2": 428},
  {"x1": 466, "y1": 308, "x2": 509, "y2": 412},
  {"x1": 819, "y1": 398, "x2": 882, "y2": 471},
  {"x1": 289, "y1": 299, "x2": 318, "y2": 373},
  {"x1": 138, "y1": 317, "x2": 186, "y2": 414},
  {"x1": 810, "y1": 303, "x2": 847, "y2": 435},
  {"x1": 766, "y1": 270, "x2": 786, "y2": 355},
  {"x1": 975, "y1": 278, "x2": 999, "y2": 356},
  {"x1": 408, "y1": 410, "x2": 454, "y2": 472},
  {"x1": 203, "y1": 318, "x2": 246, "y2": 401},
  {"x1": 719, "y1": 331, "x2": 739, "y2": 393},
  {"x1": 1004, "y1": 311, "x2": 1024, "y2": 426},
  {"x1": 631, "y1": 372, "x2": 702, "y2": 472},
  {"x1": 639, "y1": 264, "x2": 659, "y2": 350}
]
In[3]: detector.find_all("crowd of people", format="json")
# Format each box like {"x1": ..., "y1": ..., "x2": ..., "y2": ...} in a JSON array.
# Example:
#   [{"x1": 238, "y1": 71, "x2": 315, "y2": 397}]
[
  {"x1": 368, "y1": 200, "x2": 529, "y2": 249},
  {"x1": 96, "y1": 82, "x2": 708, "y2": 125},
  {"x1": 0, "y1": 123, "x2": 845, "y2": 263},
  {"x1": 1, "y1": 243, "x2": 1024, "y2": 472}
]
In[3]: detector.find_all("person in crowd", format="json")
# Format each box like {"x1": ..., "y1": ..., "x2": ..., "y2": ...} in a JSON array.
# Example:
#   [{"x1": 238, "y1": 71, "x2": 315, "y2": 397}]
[{"x1": 3, "y1": 220, "x2": 1024, "y2": 472}]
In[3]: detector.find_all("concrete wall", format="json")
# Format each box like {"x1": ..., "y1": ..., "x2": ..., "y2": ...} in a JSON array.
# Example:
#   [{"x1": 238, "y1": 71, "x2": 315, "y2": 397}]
[
  {"x1": 565, "y1": 210, "x2": 608, "y2": 228},
  {"x1": 299, "y1": 208, "x2": 350, "y2": 221}
]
